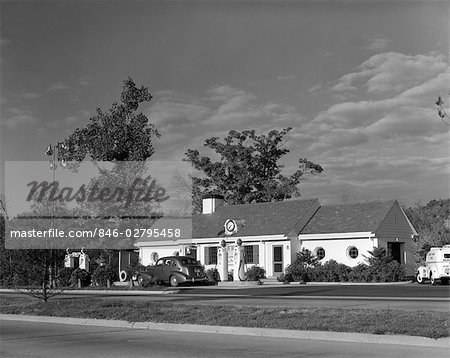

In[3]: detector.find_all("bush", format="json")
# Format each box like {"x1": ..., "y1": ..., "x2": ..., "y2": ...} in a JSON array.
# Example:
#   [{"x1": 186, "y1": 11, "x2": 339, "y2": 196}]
[
  {"x1": 312, "y1": 260, "x2": 351, "y2": 282},
  {"x1": 285, "y1": 263, "x2": 312, "y2": 282},
  {"x1": 70, "y1": 268, "x2": 91, "y2": 287},
  {"x1": 245, "y1": 266, "x2": 266, "y2": 281},
  {"x1": 348, "y1": 263, "x2": 370, "y2": 282},
  {"x1": 364, "y1": 248, "x2": 406, "y2": 282},
  {"x1": 206, "y1": 268, "x2": 220, "y2": 282},
  {"x1": 57, "y1": 267, "x2": 75, "y2": 287},
  {"x1": 138, "y1": 275, "x2": 158, "y2": 288},
  {"x1": 277, "y1": 272, "x2": 293, "y2": 283},
  {"x1": 92, "y1": 266, "x2": 117, "y2": 286},
  {"x1": 286, "y1": 247, "x2": 406, "y2": 283}
]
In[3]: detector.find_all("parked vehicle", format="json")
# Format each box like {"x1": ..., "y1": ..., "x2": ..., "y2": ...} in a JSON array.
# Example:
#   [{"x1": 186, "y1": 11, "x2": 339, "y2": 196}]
[
  {"x1": 133, "y1": 256, "x2": 208, "y2": 287},
  {"x1": 416, "y1": 245, "x2": 450, "y2": 285}
]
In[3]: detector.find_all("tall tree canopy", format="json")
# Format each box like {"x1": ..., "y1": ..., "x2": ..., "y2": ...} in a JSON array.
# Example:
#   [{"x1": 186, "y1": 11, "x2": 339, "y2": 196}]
[
  {"x1": 59, "y1": 77, "x2": 159, "y2": 162},
  {"x1": 185, "y1": 128, "x2": 323, "y2": 207},
  {"x1": 405, "y1": 199, "x2": 450, "y2": 262}
]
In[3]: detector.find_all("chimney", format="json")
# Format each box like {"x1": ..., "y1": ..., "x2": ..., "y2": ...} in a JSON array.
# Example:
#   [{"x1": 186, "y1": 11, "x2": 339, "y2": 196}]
[{"x1": 202, "y1": 194, "x2": 224, "y2": 214}]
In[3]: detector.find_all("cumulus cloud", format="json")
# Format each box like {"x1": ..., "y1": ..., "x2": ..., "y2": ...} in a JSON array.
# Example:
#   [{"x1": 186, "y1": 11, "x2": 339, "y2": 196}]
[
  {"x1": 331, "y1": 52, "x2": 447, "y2": 95},
  {"x1": 47, "y1": 82, "x2": 70, "y2": 92},
  {"x1": 308, "y1": 52, "x2": 449, "y2": 154},
  {"x1": 364, "y1": 38, "x2": 391, "y2": 51},
  {"x1": 1, "y1": 108, "x2": 38, "y2": 128},
  {"x1": 148, "y1": 86, "x2": 302, "y2": 160}
]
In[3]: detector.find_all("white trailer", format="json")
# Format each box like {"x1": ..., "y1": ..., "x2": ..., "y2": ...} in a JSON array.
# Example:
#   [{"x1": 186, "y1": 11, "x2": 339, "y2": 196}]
[{"x1": 416, "y1": 245, "x2": 450, "y2": 285}]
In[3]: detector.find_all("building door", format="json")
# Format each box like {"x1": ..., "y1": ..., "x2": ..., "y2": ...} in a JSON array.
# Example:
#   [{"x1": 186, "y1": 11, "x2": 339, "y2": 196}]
[
  {"x1": 388, "y1": 242, "x2": 402, "y2": 264},
  {"x1": 273, "y1": 246, "x2": 283, "y2": 275}
]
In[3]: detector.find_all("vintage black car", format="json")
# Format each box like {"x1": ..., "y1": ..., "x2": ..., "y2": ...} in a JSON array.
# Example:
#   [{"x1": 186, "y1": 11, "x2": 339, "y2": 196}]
[{"x1": 133, "y1": 256, "x2": 208, "y2": 287}]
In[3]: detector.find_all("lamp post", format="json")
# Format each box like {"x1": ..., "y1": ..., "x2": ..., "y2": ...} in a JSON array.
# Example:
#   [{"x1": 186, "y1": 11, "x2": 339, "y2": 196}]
[{"x1": 44, "y1": 142, "x2": 68, "y2": 288}]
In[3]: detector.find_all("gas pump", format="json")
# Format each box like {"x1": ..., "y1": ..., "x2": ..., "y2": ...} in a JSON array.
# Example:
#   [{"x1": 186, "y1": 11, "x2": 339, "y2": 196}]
[
  {"x1": 233, "y1": 239, "x2": 246, "y2": 281},
  {"x1": 218, "y1": 239, "x2": 228, "y2": 281},
  {"x1": 79, "y1": 247, "x2": 90, "y2": 271}
]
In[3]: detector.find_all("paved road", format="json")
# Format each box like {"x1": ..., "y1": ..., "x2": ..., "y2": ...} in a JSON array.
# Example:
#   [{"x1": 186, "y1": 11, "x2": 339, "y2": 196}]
[
  {"x1": 176, "y1": 283, "x2": 450, "y2": 298},
  {"x1": 2, "y1": 284, "x2": 449, "y2": 311},
  {"x1": 1, "y1": 320, "x2": 447, "y2": 358}
]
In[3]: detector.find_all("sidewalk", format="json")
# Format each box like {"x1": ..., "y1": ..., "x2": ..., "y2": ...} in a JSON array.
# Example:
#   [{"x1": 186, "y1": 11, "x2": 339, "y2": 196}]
[{"x1": 1, "y1": 313, "x2": 448, "y2": 348}]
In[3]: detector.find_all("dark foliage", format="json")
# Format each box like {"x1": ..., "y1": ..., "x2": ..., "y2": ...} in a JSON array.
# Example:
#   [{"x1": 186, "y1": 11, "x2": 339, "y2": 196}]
[{"x1": 245, "y1": 266, "x2": 266, "y2": 281}]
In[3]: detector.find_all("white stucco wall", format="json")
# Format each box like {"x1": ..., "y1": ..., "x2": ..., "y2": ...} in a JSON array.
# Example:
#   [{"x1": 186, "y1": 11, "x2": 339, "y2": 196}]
[
  {"x1": 300, "y1": 237, "x2": 377, "y2": 267},
  {"x1": 137, "y1": 235, "x2": 291, "y2": 277}
]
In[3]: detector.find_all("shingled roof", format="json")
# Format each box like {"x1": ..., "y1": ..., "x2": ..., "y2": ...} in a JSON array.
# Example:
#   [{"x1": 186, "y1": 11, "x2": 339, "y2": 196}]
[
  {"x1": 193, "y1": 198, "x2": 320, "y2": 238},
  {"x1": 300, "y1": 200, "x2": 397, "y2": 234}
]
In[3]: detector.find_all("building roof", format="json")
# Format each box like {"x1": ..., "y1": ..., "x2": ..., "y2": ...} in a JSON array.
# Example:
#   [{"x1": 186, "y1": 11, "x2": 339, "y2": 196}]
[
  {"x1": 300, "y1": 200, "x2": 397, "y2": 234},
  {"x1": 193, "y1": 198, "x2": 320, "y2": 238}
]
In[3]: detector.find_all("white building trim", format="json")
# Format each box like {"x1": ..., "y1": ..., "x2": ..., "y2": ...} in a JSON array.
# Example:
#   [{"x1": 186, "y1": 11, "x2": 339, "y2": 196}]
[{"x1": 299, "y1": 232, "x2": 374, "y2": 241}]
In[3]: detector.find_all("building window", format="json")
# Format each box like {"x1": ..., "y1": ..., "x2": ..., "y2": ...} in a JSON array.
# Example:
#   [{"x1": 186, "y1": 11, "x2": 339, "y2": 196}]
[
  {"x1": 244, "y1": 245, "x2": 259, "y2": 264},
  {"x1": 347, "y1": 246, "x2": 359, "y2": 259},
  {"x1": 315, "y1": 247, "x2": 325, "y2": 260},
  {"x1": 206, "y1": 247, "x2": 218, "y2": 265}
]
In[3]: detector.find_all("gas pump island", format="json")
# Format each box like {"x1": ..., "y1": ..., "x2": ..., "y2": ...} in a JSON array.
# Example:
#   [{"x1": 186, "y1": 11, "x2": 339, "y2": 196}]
[{"x1": 218, "y1": 219, "x2": 246, "y2": 282}]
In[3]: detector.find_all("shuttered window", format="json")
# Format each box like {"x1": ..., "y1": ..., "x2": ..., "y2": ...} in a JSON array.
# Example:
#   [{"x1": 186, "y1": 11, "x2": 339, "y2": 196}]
[
  {"x1": 205, "y1": 247, "x2": 218, "y2": 265},
  {"x1": 244, "y1": 245, "x2": 259, "y2": 264}
]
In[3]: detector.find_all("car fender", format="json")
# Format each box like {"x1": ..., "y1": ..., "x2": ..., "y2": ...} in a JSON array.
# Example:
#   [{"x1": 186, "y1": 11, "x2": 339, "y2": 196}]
[{"x1": 170, "y1": 272, "x2": 188, "y2": 283}]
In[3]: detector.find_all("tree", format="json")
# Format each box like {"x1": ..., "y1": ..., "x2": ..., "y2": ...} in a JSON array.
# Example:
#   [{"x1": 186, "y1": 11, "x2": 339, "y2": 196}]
[
  {"x1": 184, "y1": 128, "x2": 322, "y2": 209},
  {"x1": 1, "y1": 78, "x2": 161, "y2": 300},
  {"x1": 436, "y1": 95, "x2": 449, "y2": 126},
  {"x1": 405, "y1": 199, "x2": 450, "y2": 263},
  {"x1": 58, "y1": 77, "x2": 159, "y2": 163}
]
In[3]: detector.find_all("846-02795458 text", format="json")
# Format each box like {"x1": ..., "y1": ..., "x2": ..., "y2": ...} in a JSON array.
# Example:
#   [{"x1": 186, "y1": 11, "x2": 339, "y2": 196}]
[{"x1": 9, "y1": 228, "x2": 182, "y2": 239}]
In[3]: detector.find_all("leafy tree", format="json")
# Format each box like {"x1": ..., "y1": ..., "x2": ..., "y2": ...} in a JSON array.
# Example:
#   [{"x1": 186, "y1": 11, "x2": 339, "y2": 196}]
[
  {"x1": 58, "y1": 77, "x2": 159, "y2": 163},
  {"x1": 1, "y1": 78, "x2": 160, "y2": 299},
  {"x1": 436, "y1": 95, "x2": 449, "y2": 126},
  {"x1": 405, "y1": 199, "x2": 450, "y2": 263},
  {"x1": 185, "y1": 128, "x2": 322, "y2": 209}
]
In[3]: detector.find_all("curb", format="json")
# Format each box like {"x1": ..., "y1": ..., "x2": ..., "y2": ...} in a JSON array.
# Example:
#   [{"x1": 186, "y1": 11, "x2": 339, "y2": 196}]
[
  {"x1": 0, "y1": 288, "x2": 178, "y2": 295},
  {"x1": 259, "y1": 281, "x2": 415, "y2": 286},
  {"x1": 1, "y1": 314, "x2": 449, "y2": 348}
]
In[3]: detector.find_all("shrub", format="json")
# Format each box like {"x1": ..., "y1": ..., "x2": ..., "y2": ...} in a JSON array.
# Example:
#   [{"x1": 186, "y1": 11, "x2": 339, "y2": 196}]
[
  {"x1": 57, "y1": 267, "x2": 75, "y2": 287},
  {"x1": 206, "y1": 268, "x2": 220, "y2": 282},
  {"x1": 348, "y1": 263, "x2": 370, "y2": 282},
  {"x1": 364, "y1": 248, "x2": 406, "y2": 282},
  {"x1": 277, "y1": 272, "x2": 293, "y2": 283},
  {"x1": 285, "y1": 263, "x2": 313, "y2": 282},
  {"x1": 70, "y1": 268, "x2": 91, "y2": 287},
  {"x1": 92, "y1": 266, "x2": 117, "y2": 286},
  {"x1": 312, "y1": 260, "x2": 351, "y2": 282},
  {"x1": 138, "y1": 275, "x2": 157, "y2": 288},
  {"x1": 245, "y1": 266, "x2": 266, "y2": 281}
]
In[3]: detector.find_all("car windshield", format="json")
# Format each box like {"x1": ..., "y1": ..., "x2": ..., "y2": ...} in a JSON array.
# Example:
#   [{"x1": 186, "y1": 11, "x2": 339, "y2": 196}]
[
  {"x1": 181, "y1": 258, "x2": 198, "y2": 265},
  {"x1": 444, "y1": 254, "x2": 450, "y2": 258}
]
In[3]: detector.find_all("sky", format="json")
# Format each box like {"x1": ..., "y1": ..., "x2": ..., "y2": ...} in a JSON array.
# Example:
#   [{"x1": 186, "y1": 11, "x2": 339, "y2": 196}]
[{"x1": 1, "y1": 0, "x2": 449, "y2": 208}]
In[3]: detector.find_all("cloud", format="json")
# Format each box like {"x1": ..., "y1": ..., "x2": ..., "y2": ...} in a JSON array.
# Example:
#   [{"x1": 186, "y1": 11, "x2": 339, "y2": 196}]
[
  {"x1": 47, "y1": 82, "x2": 70, "y2": 92},
  {"x1": 148, "y1": 86, "x2": 303, "y2": 160},
  {"x1": 45, "y1": 110, "x2": 92, "y2": 129},
  {"x1": 364, "y1": 38, "x2": 391, "y2": 51},
  {"x1": 331, "y1": 52, "x2": 447, "y2": 95},
  {"x1": 1, "y1": 108, "x2": 38, "y2": 128},
  {"x1": 77, "y1": 75, "x2": 94, "y2": 86},
  {"x1": 308, "y1": 83, "x2": 323, "y2": 96}
]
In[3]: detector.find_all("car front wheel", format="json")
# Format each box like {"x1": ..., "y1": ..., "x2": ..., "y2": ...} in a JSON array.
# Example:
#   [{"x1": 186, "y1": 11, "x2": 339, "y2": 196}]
[
  {"x1": 169, "y1": 275, "x2": 179, "y2": 287},
  {"x1": 416, "y1": 272, "x2": 425, "y2": 284},
  {"x1": 430, "y1": 275, "x2": 439, "y2": 285}
]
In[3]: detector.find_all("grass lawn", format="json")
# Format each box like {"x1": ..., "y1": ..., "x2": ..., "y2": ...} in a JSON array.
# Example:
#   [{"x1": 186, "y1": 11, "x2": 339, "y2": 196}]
[{"x1": 1, "y1": 296, "x2": 448, "y2": 339}]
